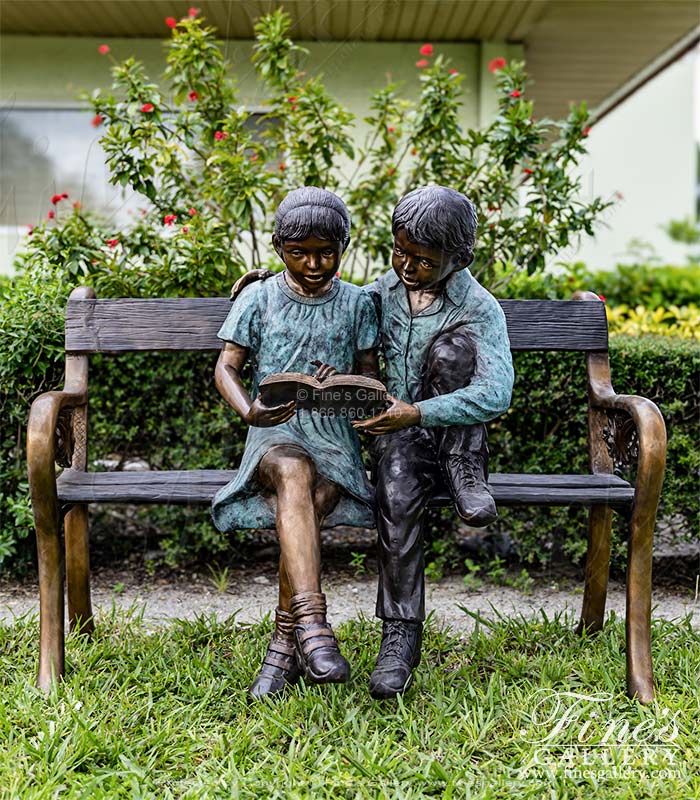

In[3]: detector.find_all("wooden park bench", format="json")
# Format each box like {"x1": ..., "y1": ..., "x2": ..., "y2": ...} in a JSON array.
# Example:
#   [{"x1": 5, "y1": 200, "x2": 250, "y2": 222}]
[{"x1": 27, "y1": 285, "x2": 666, "y2": 701}]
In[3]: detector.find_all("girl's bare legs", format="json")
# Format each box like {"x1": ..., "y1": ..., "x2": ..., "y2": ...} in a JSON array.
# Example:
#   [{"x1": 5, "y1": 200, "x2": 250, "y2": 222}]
[
  {"x1": 264, "y1": 450, "x2": 320, "y2": 593},
  {"x1": 249, "y1": 446, "x2": 344, "y2": 695}
]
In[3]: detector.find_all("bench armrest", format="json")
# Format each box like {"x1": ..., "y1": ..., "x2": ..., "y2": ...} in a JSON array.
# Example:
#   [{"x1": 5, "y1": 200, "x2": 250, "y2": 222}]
[
  {"x1": 587, "y1": 351, "x2": 666, "y2": 490},
  {"x1": 27, "y1": 388, "x2": 89, "y2": 494},
  {"x1": 573, "y1": 291, "x2": 667, "y2": 498}
]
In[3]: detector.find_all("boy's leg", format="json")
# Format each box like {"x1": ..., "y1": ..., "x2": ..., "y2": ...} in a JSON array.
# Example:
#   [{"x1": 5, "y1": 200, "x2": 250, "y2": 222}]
[
  {"x1": 375, "y1": 427, "x2": 439, "y2": 621},
  {"x1": 258, "y1": 445, "x2": 350, "y2": 686},
  {"x1": 371, "y1": 427, "x2": 439, "y2": 698},
  {"x1": 422, "y1": 325, "x2": 496, "y2": 527}
]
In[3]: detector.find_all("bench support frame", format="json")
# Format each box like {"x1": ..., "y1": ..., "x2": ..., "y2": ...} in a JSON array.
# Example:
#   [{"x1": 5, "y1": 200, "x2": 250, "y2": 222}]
[
  {"x1": 573, "y1": 291, "x2": 667, "y2": 703},
  {"x1": 27, "y1": 287, "x2": 94, "y2": 692},
  {"x1": 27, "y1": 288, "x2": 667, "y2": 702}
]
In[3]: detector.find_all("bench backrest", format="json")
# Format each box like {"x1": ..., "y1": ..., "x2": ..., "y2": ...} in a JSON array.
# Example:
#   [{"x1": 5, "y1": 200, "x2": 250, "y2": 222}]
[{"x1": 65, "y1": 297, "x2": 608, "y2": 354}]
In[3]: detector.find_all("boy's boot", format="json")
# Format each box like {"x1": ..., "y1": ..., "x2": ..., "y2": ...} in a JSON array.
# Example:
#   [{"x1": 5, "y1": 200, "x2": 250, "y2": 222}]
[
  {"x1": 439, "y1": 423, "x2": 497, "y2": 528},
  {"x1": 248, "y1": 608, "x2": 302, "y2": 700},
  {"x1": 290, "y1": 591, "x2": 350, "y2": 684},
  {"x1": 369, "y1": 620, "x2": 423, "y2": 700}
]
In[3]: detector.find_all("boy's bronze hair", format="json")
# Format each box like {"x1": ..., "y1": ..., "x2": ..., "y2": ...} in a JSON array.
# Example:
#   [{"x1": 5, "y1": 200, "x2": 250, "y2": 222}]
[{"x1": 392, "y1": 185, "x2": 478, "y2": 266}]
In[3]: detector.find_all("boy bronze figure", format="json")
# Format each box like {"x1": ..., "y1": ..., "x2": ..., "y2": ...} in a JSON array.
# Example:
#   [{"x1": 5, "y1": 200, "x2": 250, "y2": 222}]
[{"x1": 355, "y1": 185, "x2": 514, "y2": 699}]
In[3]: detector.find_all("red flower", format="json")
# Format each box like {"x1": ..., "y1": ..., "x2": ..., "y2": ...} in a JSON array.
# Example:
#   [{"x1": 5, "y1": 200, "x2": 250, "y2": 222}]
[
  {"x1": 188, "y1": 207, "x2": 197, "y2": 216},
  {"x1": 188, "y1": 7, "x2": 199, "y2": 17},
  {"x1": 387, "y1": 125, "x2": 395, "y2": 133},
  {"x1": 335, "y1": 271, "x2": 340, "y2": 277},
  {"x1": 51, "y1": 194, "x2": 64, "y2": 205},
  {"x1": 583, "y1": 126, "x2": 591, "y2": 136},
  {"x1": 188, "y1": 91, "x2": 199, "y2": 102},
  {"x1": 488, "y1": 223, "x2": 495, "y2": 229},
  {"x1": 26, "y1": 225, "x2": 34, "y2": 235},
  {"x1": 509, "y1": 89, "x2": 521, "y2": 98},
  {"x1": 165, "y1": 16, "x2": 177, "y2": 29},
  {"x1": 106, "y1": 238, "x2": 119, "y2": 248},
  {"x1": 250, "y1": 153, "x2": 258, "y2": 162},
  {"x1": 61, "y1": 193, "x2": 69, "y2": 199},
  {"x1": 388, "y1": 167, "x2": 396, "y2": 175},
  {"x1": 419, "y1": 44, "x2": 433, "y2": 56},
  {"x1": 47, "y1": 210, "x2": 55, "y2": 219},
  {"x1": 449, "y1": 68, "x2": 458, "y2": 75},
  {"x1": 568, "y1": 276, "x2": 575, "y2": 284},
  {"x1": 288, "y1": 96, "x2": 298, "y2": 104},
  {"x1": 214, "y1": 130, "x2": 228, "y2": 140},
  {"x1": 91, "y1": 258, "x2": 97, "y2": 264},
  {"x1": 279, "y1": 162, "x2": 286, "y2": 171},
  {"x1": 415, "y1": 59, "x2": 429, "y2": 68},
  {"x1": 91, "y1": 114, "x2": 104, "y2": 127},
  {"x1": 163, "y1": 214, "x2": 177, "y2": 226},
  {"x1": 523, "y1": 168, "x2": 533, "y2": 175},
  {"x1": 411, "y1": 148, "x2": 418, "y2": 156},
  {"x1": 140, "y1": 103, "x2": 154, "y2": 113},
  {"x1": 598, "y1": 294, "x2": 606, "y2": 303},
  {"x1": 98, "y1": 44, "x2": 110, "y2": 55},
  {"x1": 73, "y1": 201, "x2": 81, "y2": 210},
  {"x1": 488, "y1": 57, "x2": 506, "y2": 73},
  {"x1": 182, "y1": 226, "x2": 189, "y2": 234}
]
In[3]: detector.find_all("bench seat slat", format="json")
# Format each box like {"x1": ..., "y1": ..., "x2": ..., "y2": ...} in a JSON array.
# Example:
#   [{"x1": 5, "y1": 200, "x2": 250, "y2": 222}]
[
  {"x1": 57, "y1": 469, "x2": 634, "y2": 508},
  {"x1": 65, "y1": 298, "x2": 609, "y2": 353}
]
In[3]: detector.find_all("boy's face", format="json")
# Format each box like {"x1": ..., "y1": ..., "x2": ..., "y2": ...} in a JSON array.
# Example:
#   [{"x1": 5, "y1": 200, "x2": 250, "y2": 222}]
[
  {"x1": 273, "y1": 235, "x2": 343, "y2": 294},
  {"x1": 392, "y1": 228, "x2": 464, "y2": 291}
]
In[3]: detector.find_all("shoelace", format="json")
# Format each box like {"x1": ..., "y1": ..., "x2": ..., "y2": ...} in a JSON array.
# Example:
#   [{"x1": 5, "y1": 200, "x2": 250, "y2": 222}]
[
  {"x1": 379, "y1": 623, "x2": 412, "y2": 661},
  {"x1": 444, "y1": 455, "x2": 484, "y2": 487}
]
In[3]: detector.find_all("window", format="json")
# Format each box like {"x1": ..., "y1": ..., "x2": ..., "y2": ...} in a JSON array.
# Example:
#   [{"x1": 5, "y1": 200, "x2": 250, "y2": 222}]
[{"x1": 0, "y1": 104, "x2": 275, "y2": 272}]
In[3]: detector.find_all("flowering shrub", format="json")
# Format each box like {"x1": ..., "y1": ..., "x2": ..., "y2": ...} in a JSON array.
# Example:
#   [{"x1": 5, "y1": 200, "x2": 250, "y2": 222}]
[{"x1": 16, "y1": 8, "x2": 608, "y2": 289}]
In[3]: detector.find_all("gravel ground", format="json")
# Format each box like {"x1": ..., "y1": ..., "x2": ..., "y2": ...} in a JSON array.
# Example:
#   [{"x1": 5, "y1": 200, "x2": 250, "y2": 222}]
[{"x1": 1, "y1": 566, "x2": 697, "y2": 632}]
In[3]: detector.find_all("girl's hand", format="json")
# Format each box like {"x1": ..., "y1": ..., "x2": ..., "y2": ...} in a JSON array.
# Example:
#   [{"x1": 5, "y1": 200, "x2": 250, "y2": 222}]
[
  {"x1": 351, "y1": 395, "x2": 421, "y2": 435},
  {"x1": 246, "y1": 396, "x2": 295, "y2": 427},
  {"x1": 311, "y1": 360, "x2": 339, "y2": 382}
]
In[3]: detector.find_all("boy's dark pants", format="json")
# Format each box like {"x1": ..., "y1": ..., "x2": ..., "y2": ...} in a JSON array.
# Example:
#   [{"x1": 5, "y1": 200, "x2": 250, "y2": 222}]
[{"x1": 374, "y1": 324, "x2": 488, "y2": 623}]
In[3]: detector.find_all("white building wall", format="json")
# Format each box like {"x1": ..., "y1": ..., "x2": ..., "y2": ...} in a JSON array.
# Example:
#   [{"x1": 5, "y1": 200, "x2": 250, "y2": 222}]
[{"x1": 565, "y1": 47, "x2": 698, "y2": 270}]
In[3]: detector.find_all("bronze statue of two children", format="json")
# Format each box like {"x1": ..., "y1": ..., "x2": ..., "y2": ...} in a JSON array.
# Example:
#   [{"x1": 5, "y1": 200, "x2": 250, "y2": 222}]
[{"x1": 212, "y1": 184, "x2": 514, "y2": 700}]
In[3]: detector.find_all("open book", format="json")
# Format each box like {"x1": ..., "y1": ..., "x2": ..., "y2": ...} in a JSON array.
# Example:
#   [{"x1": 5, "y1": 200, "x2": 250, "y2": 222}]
[{"x1": 259, "y1": 373, "x2": 388, "y2": 419}]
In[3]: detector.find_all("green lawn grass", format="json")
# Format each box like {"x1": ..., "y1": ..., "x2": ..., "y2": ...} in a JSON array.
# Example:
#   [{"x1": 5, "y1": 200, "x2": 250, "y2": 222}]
[{"x1": 0, "y1": 608, "x2": 698, "y2": 799}]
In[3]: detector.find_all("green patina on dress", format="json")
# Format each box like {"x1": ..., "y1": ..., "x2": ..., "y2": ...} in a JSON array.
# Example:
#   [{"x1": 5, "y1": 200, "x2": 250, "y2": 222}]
[{"x1": 212, "y1": 271, "x2": 379, "y2": 531}]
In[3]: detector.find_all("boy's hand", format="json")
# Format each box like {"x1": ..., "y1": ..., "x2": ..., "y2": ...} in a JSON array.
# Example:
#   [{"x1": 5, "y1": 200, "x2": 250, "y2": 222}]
[
  {"x1": 352, "y1": 395, "x2": 421, "y2": 435},
  {"x1": 311, "y1": 360, "x2": 338, "y2": 382},
  {"x1": 246, "y1": 397, "x2": 295, "y2": 427}
]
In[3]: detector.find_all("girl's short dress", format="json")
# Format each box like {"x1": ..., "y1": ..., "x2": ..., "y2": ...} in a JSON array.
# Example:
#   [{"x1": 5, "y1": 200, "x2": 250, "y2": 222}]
[{"x1": 211, "y1": 271, "x2": 379, "y2": 532}]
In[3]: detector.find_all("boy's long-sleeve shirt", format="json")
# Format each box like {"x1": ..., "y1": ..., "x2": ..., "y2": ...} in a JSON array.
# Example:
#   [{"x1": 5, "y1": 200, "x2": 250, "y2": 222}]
[{"x1": 364, "y1": 268, "x2": 514, "y2": 428}]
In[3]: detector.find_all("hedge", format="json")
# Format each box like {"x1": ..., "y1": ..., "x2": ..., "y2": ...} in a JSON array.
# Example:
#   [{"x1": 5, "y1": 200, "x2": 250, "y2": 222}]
[{"x1": 489, "y1": 336, "x2": 699, "y2": 565}]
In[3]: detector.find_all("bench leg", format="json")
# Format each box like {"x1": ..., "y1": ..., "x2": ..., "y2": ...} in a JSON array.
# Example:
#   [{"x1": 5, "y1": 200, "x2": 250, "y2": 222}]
[
  {"x1": 626, "y1": 507, "x2": 655, "y2": 704},
  {"x1": 34, "y1": 494, "x2": 65, "y2": 693},
  {"x1": 65, "y1": 504, "x2": 94, "y2": 635},
  {"x1": 576, "y1": 504, "x2": 612, "y2": 634}
]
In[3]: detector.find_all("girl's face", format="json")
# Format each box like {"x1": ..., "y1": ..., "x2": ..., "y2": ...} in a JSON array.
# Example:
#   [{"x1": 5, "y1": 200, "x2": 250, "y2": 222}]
[
  {"x1": 275, "y1": 235, "x2": 342, "y2": 295},
  {"x1": 391, "y1": 227, "x2": 464, "y2": 291}
]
